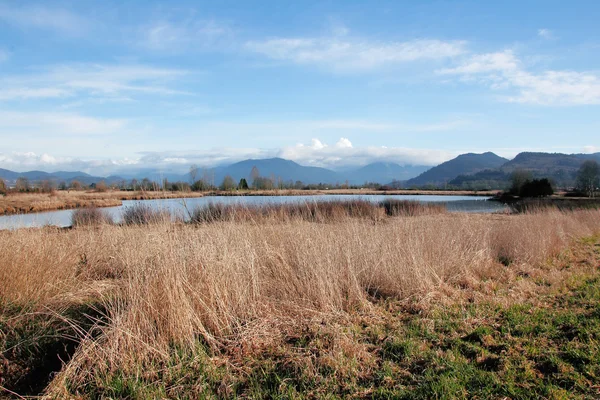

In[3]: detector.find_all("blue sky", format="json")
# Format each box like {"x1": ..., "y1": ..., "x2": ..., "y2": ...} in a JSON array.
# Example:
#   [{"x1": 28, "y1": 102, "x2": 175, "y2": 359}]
[{"x1": 0, "y1": 0, "x2": 599, "y2": 173}]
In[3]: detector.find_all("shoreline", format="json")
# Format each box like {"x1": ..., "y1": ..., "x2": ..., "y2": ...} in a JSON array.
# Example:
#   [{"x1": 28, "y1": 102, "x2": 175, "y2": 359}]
[{"x1": 0, "y1": 189, "x2": 499, "y2": 217}]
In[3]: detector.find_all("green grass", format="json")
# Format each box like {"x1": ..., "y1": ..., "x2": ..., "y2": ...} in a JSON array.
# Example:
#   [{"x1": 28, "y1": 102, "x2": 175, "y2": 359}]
[{"x1": 64, "y1": 274, "x2": 600, "y2": 399}]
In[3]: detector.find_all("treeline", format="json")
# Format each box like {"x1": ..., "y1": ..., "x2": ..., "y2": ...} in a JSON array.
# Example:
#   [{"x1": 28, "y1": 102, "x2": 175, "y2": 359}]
[
  {"x1": 497, "y1": 160, "x2": 600, "y2": 199},
  {"x1": 0, "y1": 165, "x2": 386, "y2": 196}
]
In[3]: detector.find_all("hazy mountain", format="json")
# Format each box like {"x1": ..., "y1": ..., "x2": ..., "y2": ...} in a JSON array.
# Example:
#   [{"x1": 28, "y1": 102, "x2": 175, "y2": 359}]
[
  {"x1": 449, "y1": 152, "x2": 600, "y2": 189},
  {"x1": 406, "y1": 152, "x2": 509, "y2": 187},
  {"x1": 346, "y1": 162, "x2": 429, "y2": 185},
  {"x1": 0, "y1": 169, "x2": 116, "y2": 186},
  {"x1": 499, "y1": 152, "x2": 600, "y2": 187},
  {"x1": 448, "y1": 169, "x2": 511, "y2": 189},
  {"x1": 211, "y1": 158, "x2": 343, "y2": 185},
  {"x1": 2, "y1": 152, "x2": 599, "y2": 189},
  {"x1": 0, "y1": 168, "x2": 20, "y2": 181}
]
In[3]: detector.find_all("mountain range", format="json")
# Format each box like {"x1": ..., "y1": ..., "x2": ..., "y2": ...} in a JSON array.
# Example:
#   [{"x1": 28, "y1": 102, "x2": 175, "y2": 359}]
[
  {"x1": 448, "y1": 152, "x2": 600, "y2": 189},
  {"x1": 0, "y1": 159, "x2": 428, "y2": 187},
  {"x1": 1, "y1": 152, "x2": 599, "y2": 189},
  {"x1": 405, "y1": 152, "x2": 509, "y2": 187}
]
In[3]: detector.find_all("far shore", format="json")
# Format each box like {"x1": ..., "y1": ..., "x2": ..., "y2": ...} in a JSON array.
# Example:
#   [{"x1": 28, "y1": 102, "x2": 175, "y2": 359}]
[{"x1": 0, "y1": 188, "x2": 500, "y2": 216}]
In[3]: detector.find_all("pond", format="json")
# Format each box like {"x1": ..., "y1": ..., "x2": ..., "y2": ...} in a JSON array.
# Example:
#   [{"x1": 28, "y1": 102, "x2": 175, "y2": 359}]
[{"x1": 0, "y1": 194, "x2": 507, "y2": 229}]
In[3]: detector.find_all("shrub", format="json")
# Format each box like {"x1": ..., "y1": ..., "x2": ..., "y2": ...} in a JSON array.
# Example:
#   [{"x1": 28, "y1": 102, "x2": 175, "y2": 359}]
[
  {"x1": 95, "y1": 181, "x2": 108, "y2": 193},
  {"x1": 190, "y1": 203, "x2": 232, "y2": 223},
  {"x1": 71, "y1": 208, "x2": 113, "y2": 227},
  {"x1": 122, "y1": 203, "x2": 169, "y2": 225},
  {"x1": 518, "y1": 179, "x2": 553, "y2": 198}
]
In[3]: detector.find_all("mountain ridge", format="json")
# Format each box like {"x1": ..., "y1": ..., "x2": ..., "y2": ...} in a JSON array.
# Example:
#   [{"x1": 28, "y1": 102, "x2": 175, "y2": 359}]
[
  {"x1": 1, "y1": 152, "x2": 599, "y2": 188},
  {"x1": 406, "y1": 152, "x2": 509, "y2": 187}
]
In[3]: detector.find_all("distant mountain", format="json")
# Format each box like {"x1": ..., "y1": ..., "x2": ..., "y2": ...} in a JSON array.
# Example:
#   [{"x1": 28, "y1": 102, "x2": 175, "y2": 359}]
[
  {"x1": 449, "y1": 152, "x2": 600, "y2": 189},
  {"x1": 211, "y1": 158, "x2": 342, "y2": 185},
  {"x1": 2, "y1": 152, "x2": 598, "y2": 189},
  {"x1": 346, "y1": 162, "x2": 428, "y2": 185},
  {"x1": 499, "y1": 152, "x2": 600, "y2": 187},
  {"x1": 448, "y1": 169, "x2": 511, "y2": 190},
  {"x1": 0, "y1": 168, "x2": 114, "y2": 186},
  {"x1": 0, "y1": 168, "x2": 20, "y2": 181},
  {"x1": 406, "y1": 152, "x2": 508, "y2": 187}
]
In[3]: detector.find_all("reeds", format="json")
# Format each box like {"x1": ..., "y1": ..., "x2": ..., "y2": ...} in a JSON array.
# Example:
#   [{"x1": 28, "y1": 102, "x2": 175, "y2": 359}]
[
  {"x1": 121, "y1": 203, "x2": 170, "y2": 225},
  {"x1": 190, "y1": 199, "x2": 445, "y2": 224},
  {"x1": 510, "y1": 197, "x2": 600, "y2": 213}
]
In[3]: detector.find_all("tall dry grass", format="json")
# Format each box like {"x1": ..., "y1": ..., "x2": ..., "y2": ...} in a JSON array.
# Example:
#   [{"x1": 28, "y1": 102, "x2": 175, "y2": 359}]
[
  {"x1": 0, "y1": 209, "x2": 599, "y2": 395},
  {"x1": 189, "y1": 199, "x2": 445, "y2": 223}
]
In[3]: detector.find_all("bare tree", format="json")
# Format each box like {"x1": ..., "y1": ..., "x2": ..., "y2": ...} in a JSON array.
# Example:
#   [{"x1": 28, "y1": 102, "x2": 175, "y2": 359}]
[
  {"x1": 576, "y1": 160, "x2": 600, "y2": 198},
  {"x1": 71, "y1": 180, "x2": 83, "y2": 191},
  {"x1": 250, "y1": 166, "x2": 260, "y2": 188},
  {"x1": 190, "y1": 164, "x2": 199, "y2": 185},
  {"x1": 510, "y1": 169, "x2": 533, "y2": 195},
  {"x1": 16, "y1": 177, "x2": 29, "y2": 192},
  {"x1": 0, "y1": 178, "x2": 6, "y2": 195},
  {"x1": 95, "y1": 181, "x2": 108, "y2": 192},
  {"x1": 221, "y1": 175, "x2": 236, "y2": 191}
]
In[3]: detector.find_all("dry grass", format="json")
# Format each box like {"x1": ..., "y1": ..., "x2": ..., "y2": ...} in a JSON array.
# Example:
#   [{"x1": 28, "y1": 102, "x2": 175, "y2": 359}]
[
  {"x1": 189, "y1": 199, "x2": 445, "y2": 223},
  {"x1": 71, "y1": 208, "x2": 114, "y2": 227},
  {"x1": 0, "y1": 190, "x2": 206, "y2": 216},
  {"x1": 1, "y1": 209, "x2": 599, "y2": 397}
]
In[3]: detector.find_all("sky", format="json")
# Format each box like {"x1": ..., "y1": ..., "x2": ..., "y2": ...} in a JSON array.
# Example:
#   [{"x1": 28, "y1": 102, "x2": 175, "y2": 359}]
[{"x1": 0, "y1": 0, "x2": 599, "y2": 174}]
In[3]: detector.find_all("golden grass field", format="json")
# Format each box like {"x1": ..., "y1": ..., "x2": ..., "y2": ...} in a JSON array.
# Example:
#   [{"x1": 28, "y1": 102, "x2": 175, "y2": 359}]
[{"x1": 1, "y1": 207, "x2": 599, "y2": 398}]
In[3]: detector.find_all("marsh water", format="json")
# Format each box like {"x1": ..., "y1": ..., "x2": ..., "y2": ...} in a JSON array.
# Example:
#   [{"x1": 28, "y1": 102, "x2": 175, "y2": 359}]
[{"x1": 0, "y1": 195, "x2": 507, "y2": 230}]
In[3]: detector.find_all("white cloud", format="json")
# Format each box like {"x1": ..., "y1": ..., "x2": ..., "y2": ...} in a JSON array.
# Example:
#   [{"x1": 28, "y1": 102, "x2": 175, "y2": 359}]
[
  {"x1": 438, "y1": 50, "x2": 519, "y2": 75},
  {"x1": 139, "y1": 19, "x2": 232, "y2": 51},
  {"x1": 336, "y1": 138, "x2": 353, "y2": 148},
  {"x1": 0, "y1": 111, "x2": 126, "y2": 136},
  {"x1": 246, "y1": 32, "x2": 467, "y2": 72},
  {"x1": 0, "y1": 4, "x2": 87, "y2": 35},
  {"x1": 278, "y1": 138, "x2": 457, "y2": 168},
  {"x1": 582, "y1": 145, "x2": 599, "y2": 154},
  {"x1": 439, "y1": 51, "x2": 600, "y2": 105},
  {"x1": 0, "y1": 63, "x2": 191, "y2": 101},
  {"x1": 0, "y1": 140, "x2": 457, "y2": 175},
  {"x1": 537, "y1": 29, "x2": 553, "y2": 39},
  {"x1": 0, "y1": 87, "x2": 72, "y2": 100}
]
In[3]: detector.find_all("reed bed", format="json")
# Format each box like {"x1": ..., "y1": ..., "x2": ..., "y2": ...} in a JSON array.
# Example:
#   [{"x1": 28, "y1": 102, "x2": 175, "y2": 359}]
[
  {"x1": 190, "y1": 199, "x2": 446, "y2": 224},
  {"x1": 1, "y1": 209, "x2": 600, "y2": 396},
  {"x1": 510, "y1": 197, "x2": 600, "y2": 213}
]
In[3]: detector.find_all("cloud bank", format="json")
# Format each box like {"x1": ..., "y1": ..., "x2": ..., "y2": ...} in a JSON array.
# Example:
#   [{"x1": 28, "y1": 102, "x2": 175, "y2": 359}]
[{"x1": 0, "y1": 138, "x2": 464, "y2": 175}]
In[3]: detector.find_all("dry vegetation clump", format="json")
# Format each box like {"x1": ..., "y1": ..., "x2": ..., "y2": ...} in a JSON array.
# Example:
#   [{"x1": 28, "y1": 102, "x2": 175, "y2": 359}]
[
  {"x1": 381, "y1": 198, "x2": 446, "y2": 216},
  {"x1": 510, "y1": 197, "x2": 600, "y2": 213},
  {"x1": 71, "y1": 208, "x2": 114, "y2": 227},
  {"x1": 1, "y1": 209, "x2": 600, "y2": 397},
  {"x1": 190, "y1": 199, "x2": 444, "y2": 224},
  {"x1": 121, "y1": 203, "x2": 171, "y2": 225}
]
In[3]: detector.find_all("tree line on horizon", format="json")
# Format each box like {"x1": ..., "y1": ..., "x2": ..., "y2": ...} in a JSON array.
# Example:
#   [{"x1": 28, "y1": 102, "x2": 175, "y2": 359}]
[{"x1": 0, "y1": 161, "x2": 598, "y2": 198}]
